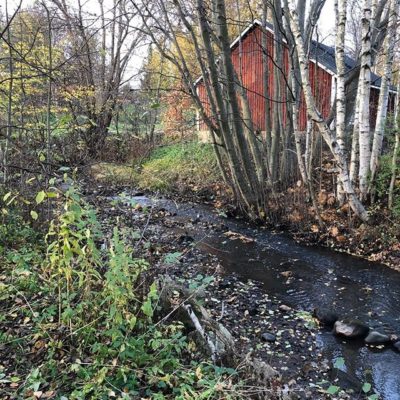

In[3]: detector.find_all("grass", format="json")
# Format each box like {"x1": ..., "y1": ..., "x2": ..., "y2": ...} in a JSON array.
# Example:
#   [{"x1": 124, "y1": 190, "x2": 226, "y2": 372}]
[
  {"x1": 136, "y1": 142, "x2": 221, "y2": 193},
  {"x1": 90, "y1": 162, "x2": 136, "y2": 185},
  {"x1": 91, "y1": 141, "x2": 223, "y2": 195}
]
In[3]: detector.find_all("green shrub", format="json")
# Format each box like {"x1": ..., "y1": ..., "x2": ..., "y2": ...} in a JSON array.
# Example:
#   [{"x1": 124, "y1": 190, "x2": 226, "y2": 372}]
[{"x1": 0, "y1": 185, "x2": 242, "y2": 399}]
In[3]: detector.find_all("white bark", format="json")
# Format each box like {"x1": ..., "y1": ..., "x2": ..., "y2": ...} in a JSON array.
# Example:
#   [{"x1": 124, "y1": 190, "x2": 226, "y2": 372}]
[
  {"x1": 370, "y1": 0, "x2": 398, "y2": 187},
  {"x1": 335, "y1": 0, "x2": 347, "y2": 204},
  {"x1": 389, "y1": 127, "x2": 400, "y2": 210},
  {"x1": 182, "y1": 304, "x2": 218, "y2": 362},
  {"x1": 358, "y1": 0, "x2": 373, "y2": 199},
  {"x1": 288, "y1": 1, "x2": 369, "y2": 222},
  {"x1": 350, "y1": 82, "x2": 362, "y2": 184},
  {"x1": 389, "y1": 81, "x2": 400, "y2": 209}
]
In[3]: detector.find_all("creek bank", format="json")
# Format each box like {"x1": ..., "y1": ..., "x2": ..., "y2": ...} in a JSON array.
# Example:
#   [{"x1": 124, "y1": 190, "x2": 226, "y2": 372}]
[
  {"x1": 104, "y1": 176, "x2": 400, "y2": 272},
  {"x1": 84, "y1": 183, "x2": 387, "y2": 399}
]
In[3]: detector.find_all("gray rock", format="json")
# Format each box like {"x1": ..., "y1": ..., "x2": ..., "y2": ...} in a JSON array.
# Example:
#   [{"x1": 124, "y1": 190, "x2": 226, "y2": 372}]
[
  {"x1": 365, "y1": 331, "x2": 390, "y2": 344},
  {"x1": 334, "y1": 320, "x2": 370, "y2": 339},
  {"x1": 313, "y1": 308, "x2": 338, "y2": 327},
  {"x1": 261, "y1": 332, "x2": 276, "y2": 342},
  {"x1": 393, "y1": 341, "x2": 400, "y2": 352},
  {"x1": 218, "y1": 279, "x2": 233, "y2": 289},
  {"x1": 390, "y1": 334, "x2": 399, "y2": 343}
]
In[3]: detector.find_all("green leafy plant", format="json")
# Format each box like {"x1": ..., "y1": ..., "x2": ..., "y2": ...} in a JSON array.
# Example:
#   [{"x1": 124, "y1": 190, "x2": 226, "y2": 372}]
[{"x1": 0, "y1": 183, "x2": 244, "y2": 399}]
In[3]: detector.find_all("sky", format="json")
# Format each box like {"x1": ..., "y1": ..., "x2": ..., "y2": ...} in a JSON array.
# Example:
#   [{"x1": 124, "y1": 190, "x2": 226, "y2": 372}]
[
  {"x1": 3, "y1": 0, "x2": 337, "y2": 86},
  {"x1": 317, "y1": 0, "x2": 337, "y2": 45}
]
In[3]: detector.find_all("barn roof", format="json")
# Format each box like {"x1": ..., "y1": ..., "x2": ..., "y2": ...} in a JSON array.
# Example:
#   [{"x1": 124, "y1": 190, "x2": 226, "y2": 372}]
[
  {"x1": 309, "y1": 40, "x2": 394, "y2": 91},
  {"x1": 195, "y1": 19, "x2": 396, "y2": 93}
]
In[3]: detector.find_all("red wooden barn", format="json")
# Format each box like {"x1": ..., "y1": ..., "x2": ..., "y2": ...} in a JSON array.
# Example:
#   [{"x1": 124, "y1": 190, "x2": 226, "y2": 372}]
[{"x1": 195, "y1": 19, "x2": 396, "y2": 138}]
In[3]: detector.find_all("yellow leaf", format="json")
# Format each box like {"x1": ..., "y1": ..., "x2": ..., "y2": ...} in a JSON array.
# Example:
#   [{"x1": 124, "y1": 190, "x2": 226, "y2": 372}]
[{"x1": 195, "y1": 366, "x2": 203, "y2": 380}]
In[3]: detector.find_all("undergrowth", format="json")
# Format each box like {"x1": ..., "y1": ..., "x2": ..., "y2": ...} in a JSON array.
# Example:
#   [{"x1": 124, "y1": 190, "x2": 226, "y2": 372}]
[
  {"x1": 135, "y1": 142, "x2": 220, "y2": 193},
  {"x1": 91, "y1": 141, "x2": 222, "y2": 196},
  {"x1": 0, "y1": 184, "x2": 241, "y2": 399}
]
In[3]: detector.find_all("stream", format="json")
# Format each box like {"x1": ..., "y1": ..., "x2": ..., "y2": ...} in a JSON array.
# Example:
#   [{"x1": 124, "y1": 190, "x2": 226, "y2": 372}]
[{"x1": 121, "y1": 194, "x2": 400, "y2": 399}]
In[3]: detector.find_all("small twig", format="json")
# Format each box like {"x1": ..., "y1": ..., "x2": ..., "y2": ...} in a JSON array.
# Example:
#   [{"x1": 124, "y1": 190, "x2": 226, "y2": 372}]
[
  {"x1": 135, "y1": 206, "x2": 153, "y2": 248},
  {"x1": 218, "y1": 301, "x2": 225, "y2": 321}
]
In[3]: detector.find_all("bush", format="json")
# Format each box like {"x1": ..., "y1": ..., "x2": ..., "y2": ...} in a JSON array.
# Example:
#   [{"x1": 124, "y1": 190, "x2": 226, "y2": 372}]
[{"x1": 0, "y1": 185, "x2": 242, "y2": 399}]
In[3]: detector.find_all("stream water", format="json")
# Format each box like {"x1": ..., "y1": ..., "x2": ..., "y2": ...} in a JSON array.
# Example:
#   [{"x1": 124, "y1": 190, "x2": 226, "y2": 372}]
[{"x1": 123, "y1": 194, "x2": 400, "y2": 399}]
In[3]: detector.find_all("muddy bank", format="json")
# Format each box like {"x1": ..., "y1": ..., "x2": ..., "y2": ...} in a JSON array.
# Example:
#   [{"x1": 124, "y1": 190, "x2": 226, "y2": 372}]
[
  {"x1": 85, "y1": 184, "x2": 400, "y2": 399},
  {"x1": 119, "y1": 182, "x2": 400, "y2": 272},
  {"x1": 87, "y1": 188, "x2": 331, "y2": 398}
]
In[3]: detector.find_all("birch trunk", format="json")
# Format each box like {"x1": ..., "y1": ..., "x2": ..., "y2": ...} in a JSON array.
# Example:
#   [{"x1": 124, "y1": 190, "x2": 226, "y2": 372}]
[
  {"x1": 358, "y1": 0, "x2": 373, "y2": 200},
  {"x1": 288, "y1": 1, "x2": 369, "y2": 222},
  {"x1": 335, "y1": 0, "x2": 347, "y2": 204},
  {"x1": 369, "y1": 0, "x2": 398, "y2": 190},
  {"x1": 349, "y1": 82, "x2": 362, "y2": 184},
  {"x1": 389, "y1": 81, "x2": 400, "y2": 209},
  {"x1": 388, "y1": 125, "x2": 400, "y2": 210}
]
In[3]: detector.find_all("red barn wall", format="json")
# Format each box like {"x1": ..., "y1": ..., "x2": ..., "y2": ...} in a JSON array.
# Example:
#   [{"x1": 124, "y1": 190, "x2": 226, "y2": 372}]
[{"x1": 196, "y1": 24, "x2": 332, "y2": 133}]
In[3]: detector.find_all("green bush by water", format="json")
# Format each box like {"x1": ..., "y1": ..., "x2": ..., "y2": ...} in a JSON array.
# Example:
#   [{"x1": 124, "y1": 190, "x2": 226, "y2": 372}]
[{"x1": 0, "y1": 185, "x2": 241, "y2": 399}]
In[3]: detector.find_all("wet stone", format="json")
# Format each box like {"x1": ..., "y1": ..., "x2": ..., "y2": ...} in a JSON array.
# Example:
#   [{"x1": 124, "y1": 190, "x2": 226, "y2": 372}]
[
  {"x1": 261, "y1": 332, "x2": 276, "y2": 342},
  {"x1": 178, "y1": 234, "x2": 194, "y2": 244},
  {"x1": 247, "y1": 305, "x2": 258, "y2": 316},
  {"x1": 313, "y1": 308, "x2": 339, "y2": 327},
  {"x1": 365, "y1": 331, "x2": 391, "y2": 345},
  {"x1": 334, "y1": 320, "x2": 370, "y2": 339}
]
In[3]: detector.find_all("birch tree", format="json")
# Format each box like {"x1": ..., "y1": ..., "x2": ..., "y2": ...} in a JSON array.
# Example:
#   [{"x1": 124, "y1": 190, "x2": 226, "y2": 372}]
[
  {"x1": 388, "y1": 80, "x2": 400, "y2": 209},
  {"x1": 335, "y1": 0, "x2": 347, "y2": 204},
  {"x1": 369, "y1": 0, "x2": 398, "y2": 191},
  {"x1": 287, "y1": 0, "x2": 370, "y2": 221},
  {"x1": 358, "y1": 0, "x2": 373, "y2": 200}
]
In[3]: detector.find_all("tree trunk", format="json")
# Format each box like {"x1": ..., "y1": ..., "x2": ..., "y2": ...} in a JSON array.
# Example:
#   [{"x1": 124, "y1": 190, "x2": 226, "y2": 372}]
[
  {"x1": 369, "y1": 0, "x2": 398, "y2": 193},
  {"x1": 288, "y1": 1, "x2": 369, "y2": 222},
  {"x1": 349, "y1": 82, "x2": 362, "y2": 184},
  {"x1": 358, "y1": 0, "x2": 373, "y2": 200},
  {"x1": 3, "y1": 1, "x2": 14, "y2": 184},
  {"x1": 270, "y1": 0, "x2": 284, "y2": 183},
  {"x1": 389, "y1": 81, "x2": 400, "y2": 209},
  {"x1": 335, "y1": 0, "x2": 347, "y2": 205},
  {"x1": 213, "y1": 0, "x2": 265, "y2": 213},
  {"x1": 262, "y1": 4, "x2": 272, "y2": 162}
]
